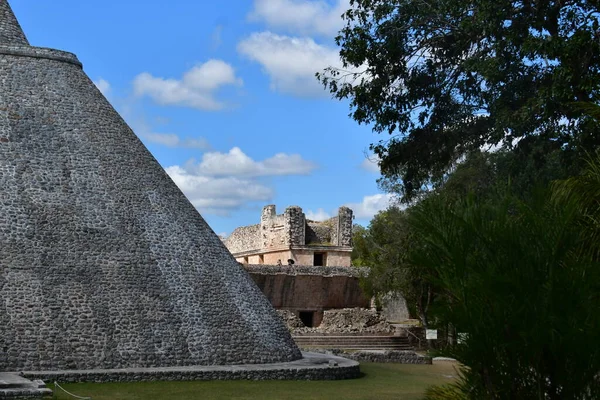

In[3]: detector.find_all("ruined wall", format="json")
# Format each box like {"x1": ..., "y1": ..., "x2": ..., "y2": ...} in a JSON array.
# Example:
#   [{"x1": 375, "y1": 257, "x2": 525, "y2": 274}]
[
  {"x1": 257, "y1": 205, "x2": 306, "y2": 250},
  {"x1": 306, "y1": 221, "x2": 332, "y2": 245},
  {"x1": 285, "y1": 206, "x2": 305, "y2": 247},
  {"x1": 337, "y1": 207, "x2": 353, "y2": 247},
  {"x1": 225, "y1": 205, "x2": 353, "y2": 263},
  {"x1": 237, "y1": 249, "x2": 351, "y2": 267},
  {"x1": 224, "y1": 224, "x2": 260, "y2": 254},
  {"x1": 245, "y1": 265, "x2": 370, "y2": 311},
  {"x1": 291, "y1": 249, "x2": 352, "y2": 267},
  {"x1": 260, "y1": 205, "x2": 286, "y2": 249}
]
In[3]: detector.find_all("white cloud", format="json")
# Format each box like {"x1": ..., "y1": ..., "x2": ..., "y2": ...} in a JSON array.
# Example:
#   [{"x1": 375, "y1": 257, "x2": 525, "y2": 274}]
[
  {"x1": 345, "y1": 194, "x2": 395, "y2": 219},
  {"x1": 238, "y1": 32, "x2": 363, "y2": 96},
  {"x1": 142, "y1": 132, "x2": 210, "y2": 149},
  {"x1": 360, "y1": 155, "x2": 381, "y2": 173},
  {"x1": 184, "y1": 147, "x2": 316, "y2": 177},
  {"x1": 123, "y1": 110, "x2": 211, "y2": 150},
  {"x1": 166, "y1": 165, "x2": 273, "y2": 216},
  {"x1": 133, "y1": 59, "x2": 243, "y2": 111},
  {"x1": 249, "y1": 0, "x2": 349, "y2": 37},
  {"x1": 165, "y1": 148, "x2": 316, "y2": 216},
  {"x1": 94, "y1": 78, "x2": 111, "y2": 96},
  {"x1": 306, "y1": 208, "x2": 331, "y2": 221}
]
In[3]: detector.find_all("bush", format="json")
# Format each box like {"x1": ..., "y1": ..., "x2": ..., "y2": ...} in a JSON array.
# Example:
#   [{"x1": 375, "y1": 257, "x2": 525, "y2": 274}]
[
  {"x1": 407, "y1": 179, "x2": 600, "y2": 398},
  {"x1": 424, "y1": 383, "x2": 468, "y2": 400}
]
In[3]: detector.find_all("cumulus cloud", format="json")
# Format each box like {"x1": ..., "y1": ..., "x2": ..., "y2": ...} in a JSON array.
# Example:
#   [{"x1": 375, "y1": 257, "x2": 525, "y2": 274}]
[
  {"x1": 248, "y1": 0, "x2": 349, "y2": 37},
  {"x1": 123, "y1": 111, "x2": 211, "y2": 150},
  {"x1": 166, "y1": 165, "x2": 273, "y2": 216},
  {"x1": 238, "y1": 32, "x2": 363, "y2": 96},
  {"x1": 184, "y1": 147, "x2": 316, "y2": 177},
  {"x1": 305, "y1": 208, "x2": 331, "y2": 221},
  {"x1": 94, "y1": 78, "x2": 111, "y2": 96},
  {"x1": 345, "y1": 194, "x2": 395, "y2": 219},
  {"x1": 165, "y1": 148, "x2": 316, "y2": 216},
  {"x1": 133, "y1": 59, "x2": 243, "y2": 111},
  {"x1": 142, "y1": 132, "x2": 210, "y2": 149}
]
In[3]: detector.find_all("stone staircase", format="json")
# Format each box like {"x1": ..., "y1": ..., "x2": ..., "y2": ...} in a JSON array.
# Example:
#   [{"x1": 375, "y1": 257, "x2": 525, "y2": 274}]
[
  {"x1": 293, "y1": 335, "x2": 413, "y2": 351},
  {"x1": 0, "y1": 373, "x2": 52, "y2": 399}
]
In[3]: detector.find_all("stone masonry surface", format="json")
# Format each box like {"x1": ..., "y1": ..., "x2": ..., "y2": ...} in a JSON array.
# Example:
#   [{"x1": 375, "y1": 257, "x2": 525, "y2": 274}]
[
  {"x1": 224, "y1": 205, "x2": 354, "y2": 256},
  {"x1": 244, "y1": 264, "x2": 366, "y2": 277},
  {"x1": 18, "y1": 353, "x2": 360, "y2": 383},
  {"x1": 304, "y1": 349, "x2": 432, "y2": 365},
  {"x1": 247, "y1": 266, "x2": 371, "y2": 312},
  {"x1": 0, "y1": 0, "x2": 301, "y2": 371},
  {"x1": 0, "y1": 1, "x2": 28, "y2": 46}
]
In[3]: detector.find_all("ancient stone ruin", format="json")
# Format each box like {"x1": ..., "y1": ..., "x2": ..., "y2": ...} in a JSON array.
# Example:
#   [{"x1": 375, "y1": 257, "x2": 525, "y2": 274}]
[
  {"x1": 224, "y1": 205, "x2": 354, "y2": 266},
  {"x1": 0, "y1": 0, "x2": 302, "y2": 371}
]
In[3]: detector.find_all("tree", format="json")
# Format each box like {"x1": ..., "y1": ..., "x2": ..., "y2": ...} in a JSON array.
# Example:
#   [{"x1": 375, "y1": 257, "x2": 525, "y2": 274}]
[
  {"x1": 411, "y1": 183, "x2": 600, "y2": 399},
  {"x1": 318, "y1": 0, "x2": 600, "y2": 201},
  {"x1": 353, "y1": 148, "x2": 571, "y2": 329},
  {"x1": 352, "y1": 207, "x2": 437, "y2": 327}
]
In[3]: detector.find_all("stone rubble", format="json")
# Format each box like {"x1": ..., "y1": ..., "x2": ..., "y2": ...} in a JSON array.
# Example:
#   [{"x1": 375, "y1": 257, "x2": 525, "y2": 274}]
[{"x1": 278, "y1": 308, "x2": 397, "y2": 335}]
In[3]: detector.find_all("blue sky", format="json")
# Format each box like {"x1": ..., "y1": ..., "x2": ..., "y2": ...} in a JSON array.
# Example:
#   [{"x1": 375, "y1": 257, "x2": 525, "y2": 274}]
[{"x1": 11, "y1": 0, "x2": 393, "y2": 236}]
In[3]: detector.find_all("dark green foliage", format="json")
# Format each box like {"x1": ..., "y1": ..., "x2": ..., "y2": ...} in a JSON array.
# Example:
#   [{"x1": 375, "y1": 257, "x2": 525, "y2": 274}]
[
  {"x1": 352, "y1": 207, "x2": 438, "y2": 326},
  {"x1": 406, "y1": 182, "x2": 600, "y2": 398},
  {"x1": 318, "y1": 0, "x2": 600, "y2": 201},
  {"x1": 424, "y1": 383, "x2": 468, "y2": 400}
]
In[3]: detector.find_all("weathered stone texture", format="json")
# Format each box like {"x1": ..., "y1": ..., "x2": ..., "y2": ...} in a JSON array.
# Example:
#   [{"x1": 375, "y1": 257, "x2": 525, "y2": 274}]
[
  {"x1": 285, "y1": 206, "x2": 305, "y2": 246},
  {"x1": 336, "y1": 207, "x2": 353, "y2": 247},
  {"x1": 0, "y1": 0, "x2": 300, "y2": 371},
  {"x1": 245, "y1": 265, "x2": 370, "y2": 312},
  {"x1": 224, "y1": 224, "x2": 260, "y2": 254},
  {"x1": 225, "y1": 205, "x2": 353, "y2": 266},
  {"x1": 380, "y1": 292, "x2": 410, "y2": 322},
  {"x1": 306, "y1": 349, "x2": 432, "y2": 365},
  {"x1": 21, "y1": 352, "x2": 361, "y2": 382},
  {"x1": 280, "y1": 308, "x2": 395, "y2": 335},
  {"x1": 306, "y1": 221, "x2": 331, "y2": 244},
  {"x1": 0, "y1": 1, "x2": 28, "y2": 45}
]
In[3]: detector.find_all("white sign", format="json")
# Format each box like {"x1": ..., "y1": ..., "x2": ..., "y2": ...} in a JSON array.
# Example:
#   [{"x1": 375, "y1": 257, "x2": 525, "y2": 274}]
[{"x1": 426, "y1": 329, "x2": 438, "y2": 340}]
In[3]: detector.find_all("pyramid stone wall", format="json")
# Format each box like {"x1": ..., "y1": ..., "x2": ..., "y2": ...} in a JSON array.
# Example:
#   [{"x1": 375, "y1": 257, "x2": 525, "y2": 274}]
[
  {"x1": 0, "y1": 1, "x2": 27, "y2": 45},
  {"x1": 0, "y1": 1, "x2": 301, "y2": 371}
]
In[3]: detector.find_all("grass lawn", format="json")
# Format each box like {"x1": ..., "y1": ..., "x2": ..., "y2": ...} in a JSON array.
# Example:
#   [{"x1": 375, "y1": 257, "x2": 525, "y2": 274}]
[{"x1": 51, "y1": 361, "x2": 459, "y2": 400}]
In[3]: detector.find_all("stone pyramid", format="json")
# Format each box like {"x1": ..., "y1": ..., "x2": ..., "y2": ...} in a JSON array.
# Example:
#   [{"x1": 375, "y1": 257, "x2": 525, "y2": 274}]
[{"x1": 0, "y1": 0, "x2": 301, "y2": 371}]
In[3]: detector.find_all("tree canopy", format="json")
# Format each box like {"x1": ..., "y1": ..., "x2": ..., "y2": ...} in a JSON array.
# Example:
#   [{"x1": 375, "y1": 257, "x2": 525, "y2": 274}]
[{"x1": 319, "y1": 0, "x2": 600, "y2": 201}]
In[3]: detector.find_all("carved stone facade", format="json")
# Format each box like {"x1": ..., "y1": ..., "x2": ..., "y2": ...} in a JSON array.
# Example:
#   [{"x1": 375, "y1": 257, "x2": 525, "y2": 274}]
[{"x1": 224, "y1": 205, "x2": 354, "y2": 267}]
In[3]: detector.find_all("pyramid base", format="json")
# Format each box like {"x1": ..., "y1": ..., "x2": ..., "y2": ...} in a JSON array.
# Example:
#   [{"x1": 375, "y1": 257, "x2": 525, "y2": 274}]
[
  {"x1": 10, "y1": 353, "x2": 359, "y2": 383},
  {"x1": 0, "y1": 373, "x2": 52, "y2": 399}
]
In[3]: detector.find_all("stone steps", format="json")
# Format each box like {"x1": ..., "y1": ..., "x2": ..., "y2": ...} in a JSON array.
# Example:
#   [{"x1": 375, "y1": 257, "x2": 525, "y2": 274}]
[
  {"x1": 293, "y1": 335, "x2": 413, "y2": 350},
  {"x1": 0, "y1": 373, "x2": 52, "y2": 399}
]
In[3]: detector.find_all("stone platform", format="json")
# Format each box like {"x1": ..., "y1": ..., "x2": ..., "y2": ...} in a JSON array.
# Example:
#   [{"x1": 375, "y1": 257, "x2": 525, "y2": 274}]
[
  {"x1": 0, "y1": 373, "x2": 51, "y2": 399},
  {"x1": 11, "y1": 353, "x2": 359, "y2": 384}
]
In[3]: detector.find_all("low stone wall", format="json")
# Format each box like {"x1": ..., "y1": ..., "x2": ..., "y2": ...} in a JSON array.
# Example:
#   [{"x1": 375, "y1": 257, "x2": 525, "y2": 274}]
[
  {"x1": 0, "y1": 391, "x2": 48, "y2": 399},
  {"x1": 244, "y1": 264, "x2": 366, "y2": 276},
  {"x1": 245, "y1": 265, "x2": 370, "y2": 312},
  {"x1": 19, "y1": 353, "x2": 360, "y2": 383},
  {"x1": 304, "y1": 349, "x2": 432, "y2": 364}
]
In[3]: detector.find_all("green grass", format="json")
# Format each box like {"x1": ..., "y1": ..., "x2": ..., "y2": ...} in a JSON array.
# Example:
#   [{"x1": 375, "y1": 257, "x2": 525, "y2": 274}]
[{"x1": 51, "y1": 362, "x2": 459, "y2": 400}]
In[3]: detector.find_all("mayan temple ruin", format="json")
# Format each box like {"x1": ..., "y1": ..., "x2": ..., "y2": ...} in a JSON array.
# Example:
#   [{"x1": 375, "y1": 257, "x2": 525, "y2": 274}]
[{"x1": 0, "y1": 0, "x2": 307, "y2": 373}]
